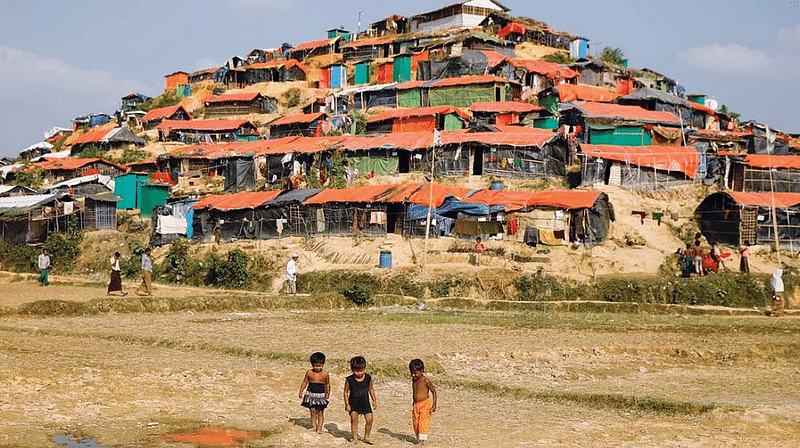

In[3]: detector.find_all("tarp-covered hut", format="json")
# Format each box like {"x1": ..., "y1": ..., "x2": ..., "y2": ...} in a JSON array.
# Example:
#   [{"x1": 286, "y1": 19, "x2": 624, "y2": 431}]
[
  {"x1": 204, "y1": 92, "x2": 278, "y2": 117},
  {"x1": 0, "y1": 193, "x2": 76, "y2": 245},
  {"x1": 366, "y1": 106, "x2": 469, "y2": 133},
  {"x1": 617, "y1": 87, "x2": 716, "y2": 130},
  {"x1": 190, "y1": 190, "x2": 284, "y2": 242},
  {"x1": 70, "y1": 127, "x2": 145, "y2": 155},
  {"x1": 695, "y1": 191, "x2": 800, "y2": 249},
  {"x1": 729, "y1": 154, "x2": 800, "y2": 193},
  {"x1": 469, "y1": 101, "x2": 545, "y2": 125},
  {"x1": 579, "y1": 144, "x2": 700, "y2": 190},
  {"x1": 157, "y1": 119, "x2": 260, "y2": 143},
  {"x1": 562, "y1": 102, "x2": 682, "y2": 146},
  {"x1": 141, "y1": 105, "x2": 191, "y2": 130},
  {"x1": 269, "y1": 113, "x2": 328, "y2": 138},
  {"x1": 245, "y1": 60, "x2": 308, "y2": 84}
]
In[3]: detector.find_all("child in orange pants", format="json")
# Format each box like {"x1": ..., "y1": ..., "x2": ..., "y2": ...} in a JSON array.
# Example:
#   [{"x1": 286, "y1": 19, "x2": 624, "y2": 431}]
[{"x1": 410, "y1": 359, "x2": 437, "y2": 444}]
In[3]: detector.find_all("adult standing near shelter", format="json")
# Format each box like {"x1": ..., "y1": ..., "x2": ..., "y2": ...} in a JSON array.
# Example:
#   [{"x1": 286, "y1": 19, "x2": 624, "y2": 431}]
[
  {"x1": 108, "y1": 251, "x2": 128, "y2": 296},
  {"x1": 37, "y1": 248, "x2": 51, "y2": 286},
  {"x1": 135, "y1": 247, "x2": 153, "y2": 296},
  {"x1": 285, "y1": 252, "x2": 299, "y2": 295},
  {"x1": 771, "y1": 268, "x2": 785, "y2": 317}
]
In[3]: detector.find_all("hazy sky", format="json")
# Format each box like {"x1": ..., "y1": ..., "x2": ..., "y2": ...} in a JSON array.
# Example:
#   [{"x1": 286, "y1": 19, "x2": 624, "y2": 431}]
[{"x1": 1, "y1": 0, "x2": 799, "y2": 158}]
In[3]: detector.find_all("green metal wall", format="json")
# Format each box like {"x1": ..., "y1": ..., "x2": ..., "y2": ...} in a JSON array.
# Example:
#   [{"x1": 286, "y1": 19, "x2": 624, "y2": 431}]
[
  {"x1": 588, "y1": 125, "x2": 651, "y2": 146},
  {"x1": 443, "y1": 114, "x2": 465, "y2": 131},
  {"x1": 429, "y1": 85, "x2": 494, "y2": 108},
  {"x1": 393, "y1": 56, "x2": 411, "y2": 83},
  {"x1": 397, "y1": 89, "x2": 421, "y2": 108},
  {"x1": 354, "y1": 64, "x2": 370, "y2": 85},
  {"x1": 114, "y1": 173, "x2": 148, "y2": 210},
  {"x1": 139, "y1": 184, "x2": 170, "y2": 216}
]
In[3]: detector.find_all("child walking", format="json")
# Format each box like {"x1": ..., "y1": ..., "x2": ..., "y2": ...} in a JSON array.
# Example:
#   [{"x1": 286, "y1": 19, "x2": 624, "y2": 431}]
[
  {"x1": 298, "y1": 352, "x2": 330, "y2": 433},
  {"x1": 343, "y1": 356, "x2": 377, "y2": 444},
  {"x1": 409, "y1": 359, "x2": 437, "y2": 445}
]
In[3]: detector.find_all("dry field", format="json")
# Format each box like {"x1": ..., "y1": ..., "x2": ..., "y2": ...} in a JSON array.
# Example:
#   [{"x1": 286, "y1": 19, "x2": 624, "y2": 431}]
[{"x1": 1, "y1": 279, "x2": 799, "y2": 448}]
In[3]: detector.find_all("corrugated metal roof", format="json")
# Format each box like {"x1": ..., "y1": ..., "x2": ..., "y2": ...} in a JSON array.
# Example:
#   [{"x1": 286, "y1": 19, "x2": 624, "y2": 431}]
[
  {"x1": 0, "y1": 193, "x2": 59, "y2": 210},
  {"x1": 190, "y1": 190, "x2": 283, "y2": 211},
  {"x1": 573, "y1": 102, "x2": 681, "y2": 125},
  {"x1": 367, "y1": 106, "x2": 470, "y2": 123},
  {"x1": 581, "y1": 144, "x2": 699, "y2": 178}
]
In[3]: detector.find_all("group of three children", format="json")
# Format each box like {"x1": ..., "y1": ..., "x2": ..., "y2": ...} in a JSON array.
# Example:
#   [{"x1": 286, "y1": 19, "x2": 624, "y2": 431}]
[{"x1": 298, "y1": 352, "x2": 437, "y2": 445}]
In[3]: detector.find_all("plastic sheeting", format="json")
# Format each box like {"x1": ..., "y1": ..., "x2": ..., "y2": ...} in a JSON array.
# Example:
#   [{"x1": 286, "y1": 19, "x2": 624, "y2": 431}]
[{"x1": 224, "y1": 158, "x2": 255, "y2": 192}]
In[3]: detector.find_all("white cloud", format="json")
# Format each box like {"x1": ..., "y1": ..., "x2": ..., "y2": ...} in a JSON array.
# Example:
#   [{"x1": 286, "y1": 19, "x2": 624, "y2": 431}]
[
  {"x1": 675, "y1": 43, "x2": 778, "y2": 79},
  {"x1": 192, "y1": 56, "x2": 223, "y2": 72},
  {"x1": 0, "y1": 45, "x2": 154, "y2": 157},
  {"x1": 777, "y1": 23, "x2": 800, "y2": 54}
]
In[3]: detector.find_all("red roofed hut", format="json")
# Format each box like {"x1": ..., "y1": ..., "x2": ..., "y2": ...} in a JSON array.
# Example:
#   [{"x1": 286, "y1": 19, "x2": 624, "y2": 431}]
[
  {"x1": 579, "y1": 144, "x2": 700, "y2": 190},
  {"x1": 157, "y1": 119, "x2": 260, "y2": 143},
  {"x1": 142, "y1": 105, "x2": 191, "y2": 130},
  {"x1": 203, "y1": 92, "x2": 278, "y2": 117},
  {"x1": 730, "y1": 154, "x2": 800, "y2": 193}
]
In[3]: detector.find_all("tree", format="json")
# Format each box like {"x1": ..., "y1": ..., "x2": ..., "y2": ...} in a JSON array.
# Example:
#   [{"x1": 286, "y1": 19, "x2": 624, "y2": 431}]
[
  {"x1": 600, "y1": 47, "x2": 626, "y2": 66},
  {"x1": 541, "y1": 52, "x2": 576, "y2": 65}
]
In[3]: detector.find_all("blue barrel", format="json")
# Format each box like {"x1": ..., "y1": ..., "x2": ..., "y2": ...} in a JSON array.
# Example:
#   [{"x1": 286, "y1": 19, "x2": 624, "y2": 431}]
[
  {"x1": 489, "y1": 181, "x2": 504, "y2": 190},
  {"x1": 379, "y1": 250, "x2": 392, "y2": 269}
]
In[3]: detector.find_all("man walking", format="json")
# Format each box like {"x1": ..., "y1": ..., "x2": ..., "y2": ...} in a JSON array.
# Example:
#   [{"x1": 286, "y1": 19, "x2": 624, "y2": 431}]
[
  {"x1": 37, "y1": 248, "x2": 51, "y2": 286},
  {"x1": 136, "y1": 247, "x2": 153, "y2": 296}
]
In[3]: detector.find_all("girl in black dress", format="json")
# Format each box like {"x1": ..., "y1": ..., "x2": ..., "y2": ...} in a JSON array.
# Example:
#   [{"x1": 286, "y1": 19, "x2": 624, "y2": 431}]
[{"x1": 343, "y1": 356, "x2": 377, "y2": 444}]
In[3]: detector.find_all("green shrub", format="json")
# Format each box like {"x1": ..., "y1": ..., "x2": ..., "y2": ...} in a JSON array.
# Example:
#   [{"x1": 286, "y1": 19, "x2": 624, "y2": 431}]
[
  {"x1": 283, "y1": 88, "x2": 303, "y2": 108},
  {"x1": 515, "y1": 273, "x2": 574, "y2": 301},
  {"x1": 158, "y1": 239, "x2": 191, "y2": 284},
  {"x1": 219, "y1": 249, "x2": 249, "y2": 289},
  {"x1": 341, "y1": 284, "x2": 371, "y2": 305},
  {"x1": 43, "y1": 216, "x2": 83, "y2": 273}
]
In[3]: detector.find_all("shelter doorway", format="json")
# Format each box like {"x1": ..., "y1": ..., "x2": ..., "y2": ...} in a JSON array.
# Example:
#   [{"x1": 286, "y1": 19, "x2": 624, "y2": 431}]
[
  {"x1": 387, "y1": 204, "x2": 404, "y2": 234},
  {"x1": 495, "y1": 86, "x2": 502, "y2": 101},
  {"x1": 398, "y1": 150, "x2": 411, "y2": 173},
  {"x1": 472, "y1": 147, "x2": 483, "y2": 175}
]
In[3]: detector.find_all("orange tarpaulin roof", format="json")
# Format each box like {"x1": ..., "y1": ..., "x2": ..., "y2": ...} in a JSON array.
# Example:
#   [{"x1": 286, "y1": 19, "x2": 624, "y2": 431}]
[
  {"x1": 303, "y1": 184, "x2": 412, "y2": 205},
  {"x1": 464, "y1": 189, "x2": 602, "y2": 211},
  {"x1": 726, "y1": 191, "x2": 800, "y2": 208},
  {"x1": 506, "y1": 59, "x2": 580, "y2": 80},
  {"x1": 270, "y1": 112, "x2": 326, "y2": 127},
  {"x1": 142, "y1": 105, "x2": 188, "y2": 123},
  {"x1": 558, "y1": 84, "x2": 617, "y2": 102},
  {"x1": 204, "y1": 92, "x2": 262, "y2": 104},
  {"x1": 431, "y1": 75, "x2": 517, "y2": 88},
  {"x1": 34, "y1": 157, "x2": 127, "y2": 171},
  {"x1": 573, "y1": 102, "x2": 682, "y2": 124},
  {"x1": 190, "y1": 190, "x2": 282, "y2": 211},
  {"x1": 367, "y1": 106, "x2": 470, "y2": 123},
  {"x1": 157, "y1": 119, "x2": 256, "y2": 132},
  {"x1": 402, "y1": 182, "x2": 471, "y2": 207},
  {"x1": 469, "y1": 101, "x2": 544, "y2": 113},
  {"x1": 72, "y1": 128, "x2": 110, "y2": 144},
  {"x1": 743, "y1": 154, "x2": 800, "y2": 170},
  {"x1": 292, "y1": 37, "x2": 338, "y2": 52},
  {"x1": 581, "y1": 144, "x2": 699, "y2": 178}
]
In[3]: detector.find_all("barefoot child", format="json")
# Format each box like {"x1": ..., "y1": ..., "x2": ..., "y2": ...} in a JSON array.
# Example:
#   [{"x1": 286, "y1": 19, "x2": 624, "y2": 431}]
[
  {"x1": 299, "y1": 352, "x2": 330, "y2": 433},
  {"x1": 344, "y1": 356, "x2": 377, "y2": 444},
  {"x1": 409, "y1": 358, "x2": 437, "y2": 445}
]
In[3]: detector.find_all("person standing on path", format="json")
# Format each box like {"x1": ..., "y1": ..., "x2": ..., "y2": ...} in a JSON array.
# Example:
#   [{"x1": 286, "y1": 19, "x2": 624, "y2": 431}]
[
  {"x1": 285, "y1": 253, "x2": 299, "y2": 295},
  {"x1": 739, "y1": 240, "x2": 750, "y2": 273},
  {"x1": 135, "y1": 247, "x2": 153, "y2": 296},
  {"x1": 37, "y1": 248, "x2": 51, "y2": 286},
  {"x1": 107, "y1": 251, "x2": 128, "y2": 296},
  {"x1": 473, "y1": 237, "x2": 485, "y2": 266},
  {"x1": 771, "y1": 268, "x2": 785, "y2": 317}
]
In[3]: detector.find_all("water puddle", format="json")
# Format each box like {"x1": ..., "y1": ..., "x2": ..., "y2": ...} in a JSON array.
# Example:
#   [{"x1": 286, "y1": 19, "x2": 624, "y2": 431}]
[
  {"x1": 159, "y1": 427, "x2": 261, "y2": 446},
  {"x1": 52, "y1": 434, "x2": 114, "y2": 448}
]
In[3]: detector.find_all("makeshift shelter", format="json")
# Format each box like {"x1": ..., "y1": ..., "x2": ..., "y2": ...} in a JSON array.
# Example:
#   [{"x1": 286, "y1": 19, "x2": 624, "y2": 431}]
[
  {"x1": 149, "y1": 200, "x2": 197, "y2": 246},
  {"x1": 83, "y1": 192, "x2": 119, "y2": 230},
  {"x1": 410, "y1": 1, "x2": 509, "y2": 33},
  {"x1": 188, "y1": 67, "x2": 218, "y2": 84},
  {"x1": 331, "y1": 83, "x2": 398, "y2": 113},
  {"x1": 695, "y1": 191, "x2": 800, "y2": 249},
  {"x1": 562, "y1": 102, "x2": 682, "y2": 146},
  {"x1": 157, "y1": 119, "x2": 260, "y2": 143},
  {"x1": 70, "y1": 127, "x2": 145, "y2": 155},
  {"x1": 0, "y1": 185, "x2": 36, "y2": 197},
  {"x1": 557, "y1": 84, "x2": 617, "y2": 103},
  {"x1": 114, "y1": 173, "x2": 170, "y2": 215},
  {"x1": 462, "y1": 189, "x2": 614, "y2": 247},
  {"x1": 204, "y1": 92, "x2": 277, "y2": 117},
  {"x1": 301, "y1": 184, "x2": 411, "y2": 237},
  {"x1": 164, "y1": 71, "x2": 189, "y2": 93},
  {"x1": 289, "y1": 37, "x2": 341, "y2": 61},
  {"x1": 567, "y1": 60, "x2": 622, "y2": 88},
  {"x1": 419, "y1": 49, "x2": 508, "y2": 80},
  {"x1": 617, "y1": 87, "x2": 716, "y2": 130},
  {"x1": 141, "y1": 105, "x2": 191, "y2": 130},
  {"x1": 269, "y1": 113, "x2": 327, "y2": 138},
  {"x1": 190, "y1": 190, "x2": 287, "y2": 242},
  {"x1": 121, "y1": 93, "x2": 151, "y2": 111},
  {"x1": 245, "y1": 60, "x2": 308, "y2": 84},
  {"x1": 494, "y1": 58, "x2": 580, "y2": 93},
  {"x1": 42, "y1": 174, "x2": 115, "y2": 198},
  {"x1": 19, "y1": 142, "x2": 54, "y2": 160},
  {"x1": 72, "y1": 114, "x2": 111, "y2": 131},
  {"x1": 33, "y1": 158, "x2": 127, "y2": 182},
  {"x1": 469, "y1": 101, "x2": 545, "y2": 125},
  {"x1": 396, "y1": 75, "x2": 519, "y2": 109},
  {"x1": 366, "y1": 106, "x2": 469, "y2": 133},
  {"x1": 729, "y1": 154, "x2": 800, "y2": 193},
  {"x1": 579, "y1": 144, "x2": 700, "y2": 190},
  {"x1": 0, "y1": 193, "x2": 76, "y2": 245}
]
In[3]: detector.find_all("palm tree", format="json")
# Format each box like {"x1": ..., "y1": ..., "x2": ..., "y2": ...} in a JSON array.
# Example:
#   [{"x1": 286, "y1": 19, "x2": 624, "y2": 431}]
[{"x1": 600, "y1": 47, "x2": 626, "y2": 66}]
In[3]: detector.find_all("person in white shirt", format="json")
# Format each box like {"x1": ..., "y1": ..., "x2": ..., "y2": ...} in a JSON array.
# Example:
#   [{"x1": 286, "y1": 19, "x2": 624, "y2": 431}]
[
  {"x1": 37, "y1": 248, "x2": 51, "y2": 286},
  {"x1": 107, "y1": 251, "x2": 128, "y2": 296},
  {"x1": 285, "y1": 253, "x2": 299, "y2": 295}
]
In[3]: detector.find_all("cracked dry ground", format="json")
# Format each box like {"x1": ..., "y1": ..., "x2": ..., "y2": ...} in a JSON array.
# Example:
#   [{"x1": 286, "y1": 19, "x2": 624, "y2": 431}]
[{"x1": 1, "y1": 308, "x2": 799, "y2": 447}]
